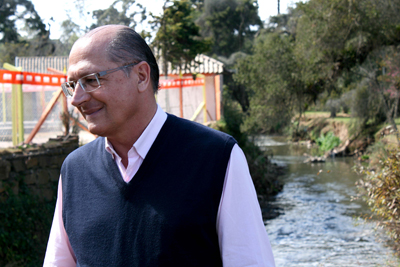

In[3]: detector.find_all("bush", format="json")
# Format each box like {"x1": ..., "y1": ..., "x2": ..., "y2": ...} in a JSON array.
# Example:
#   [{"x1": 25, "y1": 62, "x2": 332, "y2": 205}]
[
  {"x1": 357, "y1": 148, "x2": 400, "y2": 255},
  {"x1": 0, "y1": 180, "x2": 56, "y2": 266},
  {"x1": 316, "y1": 131, "x2": 341, "y2": 152},
  {"x1": 213, "y1": 98, "x2": 283, "y2": 196}
]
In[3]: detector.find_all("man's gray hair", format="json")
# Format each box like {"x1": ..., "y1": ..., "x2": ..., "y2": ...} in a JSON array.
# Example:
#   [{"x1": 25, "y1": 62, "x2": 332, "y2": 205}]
[{"x1": 106, "y1": 28, "x2": 160, "y2": 93}]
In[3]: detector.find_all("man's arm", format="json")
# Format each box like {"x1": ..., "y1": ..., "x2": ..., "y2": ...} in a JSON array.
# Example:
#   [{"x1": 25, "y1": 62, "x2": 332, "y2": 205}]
[
  {"x1": 43, "y1": 177, "x2": 76, "y2": 266},
  {"x1": 217, "y1": 144, "x2": 275, "y2": 267}
]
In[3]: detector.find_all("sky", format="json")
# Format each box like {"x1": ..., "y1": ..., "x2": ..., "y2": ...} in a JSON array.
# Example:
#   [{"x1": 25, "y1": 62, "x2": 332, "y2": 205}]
[{"x1": 30, "y1": 0, "x2": 298, "y2": 39}]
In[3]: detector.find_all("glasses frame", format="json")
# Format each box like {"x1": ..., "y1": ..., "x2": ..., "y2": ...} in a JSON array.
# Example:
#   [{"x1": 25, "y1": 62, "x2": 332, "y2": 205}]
[{"x1": 61, "y1": 62, "x2": 138, "y2": 97}]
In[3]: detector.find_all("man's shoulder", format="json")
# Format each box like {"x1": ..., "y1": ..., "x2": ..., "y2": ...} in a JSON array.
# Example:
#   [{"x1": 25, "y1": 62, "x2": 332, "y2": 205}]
[{"x1": 63, "y1": 137, "x2": 104, "y2": 163}]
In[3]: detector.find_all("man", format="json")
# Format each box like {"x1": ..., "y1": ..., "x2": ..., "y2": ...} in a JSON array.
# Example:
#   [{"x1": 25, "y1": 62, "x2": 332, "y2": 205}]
[{"x1": 44, "y1": 25, "x2": 275, "y2": 266}]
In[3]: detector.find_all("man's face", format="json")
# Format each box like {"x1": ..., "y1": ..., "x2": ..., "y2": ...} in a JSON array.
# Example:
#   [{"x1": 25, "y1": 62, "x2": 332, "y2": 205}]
[{"x1": 68, "y1": 37, "x2": 141, "y2": 139}]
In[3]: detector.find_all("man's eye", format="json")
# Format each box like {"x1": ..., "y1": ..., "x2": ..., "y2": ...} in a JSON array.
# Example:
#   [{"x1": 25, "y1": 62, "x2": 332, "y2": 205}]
[
  {"x1": 82, "y1": 77, "x2": 98, "y2": 86},
  {"x1": 67, "y1": 82, "x2": 76, "y2": 88}
]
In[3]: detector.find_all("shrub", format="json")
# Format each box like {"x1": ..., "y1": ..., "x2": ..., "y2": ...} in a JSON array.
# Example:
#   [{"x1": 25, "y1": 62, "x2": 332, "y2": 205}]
[
  {"x1": 213, "y1": 98, "x2": 283, "y2": 196},
  {"x1": 0, "y1": 180, "x2": 56, "y2": 266},
  {"x1": 357, "y1": 148, "x2": 400, "y2": 255},
  {"x1": 316, "y1": 131, "x2": 341, "y2": 152}
]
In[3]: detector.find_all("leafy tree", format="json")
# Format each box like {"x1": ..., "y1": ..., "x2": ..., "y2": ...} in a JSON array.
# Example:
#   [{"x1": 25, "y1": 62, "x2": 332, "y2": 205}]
[
  {"x1": 197, "y1": 0, "x2": 262, "y2": 57},
  {"x1": 151, "y1": 0, "x2": 211, "y2": 76},
  {"x1": 353, "y1": 46, "x2": 400, "y2": 132},
  {"x1": 0, "y1": 0, "x2": 48, "y2": 43},
  {"x1": 294, "y1": 0, "x2": 400, "y2": 99},
  {"x1": 90, "y1": 0, "x2": 146, "y2": 30},
  {"x1": 235, "y1": 32, "x2": 307, "y2": 134},
  {"x1": 53, "y1": 16, "x2": 83, "y2": 56},
  {"x1": 0, "y1": 0, "x2": 55, "y2": 66}
]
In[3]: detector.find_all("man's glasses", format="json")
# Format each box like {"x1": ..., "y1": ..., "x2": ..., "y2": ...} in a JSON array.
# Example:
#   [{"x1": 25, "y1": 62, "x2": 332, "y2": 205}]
[{"x1": 61, "y1": 62, "x2": 138, "y2": 97}]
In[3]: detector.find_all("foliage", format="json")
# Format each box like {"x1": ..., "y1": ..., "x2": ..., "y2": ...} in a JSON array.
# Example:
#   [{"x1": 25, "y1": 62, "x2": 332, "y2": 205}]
[
  {"x1": 357, "y1": 147, "x2": 400, "y2": 255},
  {"x1": 234, "y1": 31, "x2": 306, "y2": 134},
  {"x1": 0, "y1": 0, "x2": 48, "y2": 43},
  {"x1": 197, "y1": 0, "x2": 262, "y2": 57},
  {"x1": 0, "y1": 0, "x2": 55, "y2": 66},
  {"x1": 151, "y1": 0, "x2": 211, "y2": 76},
  {"x1": 0, "y1": 180, "x2": 56, "y2": 266},
  {"x1": 56, "y1": 16, "x2": 82, "y2": 56},
  {"x1": 0, "y1": 36, "x2": 56, "y2": 67},
  {"x1": 213, "y1": 95, "x2": 282, "y2": 196},
  {"x1": 365, "y1": 140, "x2": 390, "y2": 166},
  {"x1": 316, "y1": 131, "x2": 341, "y2": 152},
  {"x1": 90, "y1": 0, "x2": 146, "y2": 30}
]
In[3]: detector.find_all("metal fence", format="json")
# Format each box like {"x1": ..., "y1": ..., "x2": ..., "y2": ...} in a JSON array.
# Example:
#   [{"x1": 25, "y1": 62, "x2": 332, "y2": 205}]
[
  {"x1": 0, "y1": 83, "x2": 65, "y2": 143},
  {"x1": 0, "y1": 70, "x2": 67, "y2": 145}
]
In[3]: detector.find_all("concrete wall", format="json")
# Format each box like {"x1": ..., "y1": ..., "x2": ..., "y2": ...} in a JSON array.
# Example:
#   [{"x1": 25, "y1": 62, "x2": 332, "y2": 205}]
[{"x1": 0, "y1": 135, "x2": 79, "y2": 201}]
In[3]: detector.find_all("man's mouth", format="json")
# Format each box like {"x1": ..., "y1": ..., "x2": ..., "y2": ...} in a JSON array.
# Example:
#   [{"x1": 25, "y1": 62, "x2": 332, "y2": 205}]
[{"x1": 81, "y1": 107, "x2": 102, "y2": 116}]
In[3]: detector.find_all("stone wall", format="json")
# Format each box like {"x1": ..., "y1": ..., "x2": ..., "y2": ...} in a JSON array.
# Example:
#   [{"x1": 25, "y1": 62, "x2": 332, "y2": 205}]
[{"x1": 0, "y1": 135, "x2": 79, "y2": 201}]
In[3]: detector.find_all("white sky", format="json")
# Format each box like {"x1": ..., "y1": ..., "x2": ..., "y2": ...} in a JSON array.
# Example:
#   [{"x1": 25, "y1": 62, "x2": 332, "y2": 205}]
[{"x1": 30, "y1": 0, "x2": 298, "y2": 39}]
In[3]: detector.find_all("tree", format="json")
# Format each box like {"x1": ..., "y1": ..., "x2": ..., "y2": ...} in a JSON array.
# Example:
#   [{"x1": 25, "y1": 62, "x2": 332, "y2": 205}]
[
  {"x1": 55, "y1": 16, "x2": 83, "y2": 56},
  {"x1": 352, "y1": 46, "x2": 400, "y2": 132},
  {"x1": 0, "y1": 0, "x2": 55, "y2": 66},
  {"x1": 197, "y1": 0, "x2": 262, "y2": 57},
  {"x1": 90, "y1": 0, "x2": 146, "y2": 30},
  {"x1": 234, "y1": 32, "x2": 307, "y2": 134},
  {"x1": 293, "y1": 0, "x2": 400, "y2": 99},
  {"x1": 151, "y1": 0, "x2": 211, "y2": 76},
  {"x1": 0, "y1": 0, "x2": 48, "y2": 43}
]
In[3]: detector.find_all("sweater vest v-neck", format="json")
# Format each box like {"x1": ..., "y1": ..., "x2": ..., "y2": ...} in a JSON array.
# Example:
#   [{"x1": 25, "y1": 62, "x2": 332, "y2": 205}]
[{"x1": 61, "y1": 114, "x2": 236, "y2": 266}]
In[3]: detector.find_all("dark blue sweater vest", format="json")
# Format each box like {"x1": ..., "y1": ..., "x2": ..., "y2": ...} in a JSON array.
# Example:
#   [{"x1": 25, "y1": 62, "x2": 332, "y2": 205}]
[{"x1": 61, "y1": 114, "x2": 236, "y2": 266}]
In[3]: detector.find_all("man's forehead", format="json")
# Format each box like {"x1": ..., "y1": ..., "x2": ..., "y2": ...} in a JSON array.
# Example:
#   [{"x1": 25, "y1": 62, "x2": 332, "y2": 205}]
[{"x1": 72, "y1": 25, "x2": 120, "y2": 51}]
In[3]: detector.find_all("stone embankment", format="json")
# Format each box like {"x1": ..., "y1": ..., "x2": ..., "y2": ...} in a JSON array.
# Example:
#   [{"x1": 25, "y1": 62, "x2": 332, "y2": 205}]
[{"x1": 0, "y1": 135, "x2": 79, "y2": 201}]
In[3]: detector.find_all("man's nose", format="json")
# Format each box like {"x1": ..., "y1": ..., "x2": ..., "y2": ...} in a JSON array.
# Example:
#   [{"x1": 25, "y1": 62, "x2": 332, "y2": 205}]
[{"x1": 71, "y1": 84, "x2": 90, "y2": 107}]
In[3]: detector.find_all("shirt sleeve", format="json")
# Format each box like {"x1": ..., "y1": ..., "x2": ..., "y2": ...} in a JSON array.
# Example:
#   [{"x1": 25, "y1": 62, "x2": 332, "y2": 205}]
[
  {"x1": 217, "y1": 144, "x2": 276, "y2": 267},
  {"x1": 43, "y1": 176, "x2": 77, "y2": 266}
]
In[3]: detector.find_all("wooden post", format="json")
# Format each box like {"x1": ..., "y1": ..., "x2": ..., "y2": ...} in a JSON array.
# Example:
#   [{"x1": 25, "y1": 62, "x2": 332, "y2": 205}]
[
  {"x1": 214, "y1": 75, "x2": 221, "y2": 121},
  {"x1": 202, "y1": 76, "x2": 207, "y2": 123},
  {"x1": 11, "y1": 84, "x2": 17, "y2": 145},
  {"x1": 2, "y1": 83, "x2": 6, "y2": 123},
  {"x1": 3, "y1": 63, "x2": 23, "y2": 145},
  {"x1": 17, "y1": 81, "x2": 24, "y2": 143}
]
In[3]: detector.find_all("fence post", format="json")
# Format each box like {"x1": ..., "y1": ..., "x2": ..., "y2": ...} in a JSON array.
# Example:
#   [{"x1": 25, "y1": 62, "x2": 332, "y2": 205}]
[
  {"x1": 11, "y1": 84, "x2": 17, "y2": 145},
  {"x1": 197, "y1": 74, "x2": 207, "y2": 123},
  {"x1": 4, "y1": 63, "x2": 23, "y2": 145},
  {"x1": 17, "y1": 79, "x2": 24, "y2": 143},
  {"x1": 2, "y1": 83, "x2": 6, "y2": 123}
]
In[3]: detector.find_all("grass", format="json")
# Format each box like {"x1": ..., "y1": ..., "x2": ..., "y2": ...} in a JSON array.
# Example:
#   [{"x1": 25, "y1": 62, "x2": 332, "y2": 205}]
[{"x1": 302, "y1": 111, "x2": 352, "y2": 123}]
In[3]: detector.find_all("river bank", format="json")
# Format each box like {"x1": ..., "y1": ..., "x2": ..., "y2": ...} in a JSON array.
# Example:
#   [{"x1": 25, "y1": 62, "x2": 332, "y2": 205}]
[
  {"x1": 290, "y1": 112, "x2": 399, "y2": 161},
  {"x1": 260, "y1": 136, "x2": 400, "y2": 266}
]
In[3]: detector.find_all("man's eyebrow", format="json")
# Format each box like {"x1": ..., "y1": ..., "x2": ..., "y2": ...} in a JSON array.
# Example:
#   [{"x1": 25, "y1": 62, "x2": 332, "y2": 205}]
[{"x1": 67, "y1": 70, "x2": 95, "y2": 82}]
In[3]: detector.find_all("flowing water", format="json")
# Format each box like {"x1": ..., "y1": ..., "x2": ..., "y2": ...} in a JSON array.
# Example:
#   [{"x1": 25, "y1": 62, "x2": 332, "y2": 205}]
[{"x1": 259, "y1": 136, "x2": 399, "y2": 267}]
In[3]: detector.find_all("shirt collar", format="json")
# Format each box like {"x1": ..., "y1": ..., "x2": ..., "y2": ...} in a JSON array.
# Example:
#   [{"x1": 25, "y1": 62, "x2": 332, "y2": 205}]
[{"x1": 105, "y1": 105, "x2": 167, "y2": 159}]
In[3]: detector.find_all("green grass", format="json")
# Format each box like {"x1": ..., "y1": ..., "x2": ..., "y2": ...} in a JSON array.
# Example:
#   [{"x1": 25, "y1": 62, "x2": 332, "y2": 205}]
[
  {"x1": 329, "y1": 117, "x2": 352, "y2": 123},
  {"x1": 302, "y1": 111, "x2": 352, "y2": 123}
]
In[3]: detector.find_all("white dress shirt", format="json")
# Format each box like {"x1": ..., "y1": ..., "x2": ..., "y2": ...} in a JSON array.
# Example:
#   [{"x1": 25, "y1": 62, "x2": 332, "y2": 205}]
[{"x1": 44, "y1": 105, "x2": 275, "y2": 267}]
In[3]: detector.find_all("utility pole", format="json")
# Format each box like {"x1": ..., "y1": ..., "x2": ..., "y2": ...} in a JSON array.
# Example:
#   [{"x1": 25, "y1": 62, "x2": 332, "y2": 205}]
[
  {"x1": 162, "y1": 0, "x2": 172, "y2": 79},
  {"x1": 278, "y1": 0, "x2": 280, "y2": 15}
]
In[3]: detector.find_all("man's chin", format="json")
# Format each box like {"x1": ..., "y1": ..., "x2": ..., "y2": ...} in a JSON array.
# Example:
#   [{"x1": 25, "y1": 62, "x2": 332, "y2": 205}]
[{"x1": 87, "y1": 124, "x2": 106, "y2": 137}]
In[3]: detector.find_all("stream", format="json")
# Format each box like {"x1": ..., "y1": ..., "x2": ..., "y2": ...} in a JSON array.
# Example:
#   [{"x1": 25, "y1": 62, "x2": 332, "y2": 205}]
[{"x1": 259, "y1": 136, "x2": 399, "y2": 267}]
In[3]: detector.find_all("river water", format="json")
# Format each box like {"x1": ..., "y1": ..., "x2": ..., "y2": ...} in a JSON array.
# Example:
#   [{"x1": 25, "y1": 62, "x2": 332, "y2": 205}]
[{"x1": 259, "y1": 136, "x2": 399, "y2": 267}]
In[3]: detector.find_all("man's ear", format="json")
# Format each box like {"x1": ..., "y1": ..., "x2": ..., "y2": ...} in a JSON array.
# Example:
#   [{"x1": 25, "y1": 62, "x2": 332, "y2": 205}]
[{"x1": 136, "y1": 62, "x2": 151, "y2": 93}]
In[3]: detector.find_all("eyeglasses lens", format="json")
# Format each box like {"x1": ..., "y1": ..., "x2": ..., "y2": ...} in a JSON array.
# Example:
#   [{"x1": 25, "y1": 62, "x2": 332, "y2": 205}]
[{"x1": 80, "y1": 74, "x2": 101, "y2": 93}]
